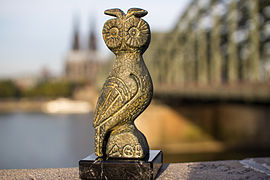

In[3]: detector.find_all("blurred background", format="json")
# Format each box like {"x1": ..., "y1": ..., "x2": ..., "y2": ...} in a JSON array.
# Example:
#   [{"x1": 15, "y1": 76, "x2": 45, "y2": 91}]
[{"x1": 1, "y1": 0, "x2": 270, "y2": 169}]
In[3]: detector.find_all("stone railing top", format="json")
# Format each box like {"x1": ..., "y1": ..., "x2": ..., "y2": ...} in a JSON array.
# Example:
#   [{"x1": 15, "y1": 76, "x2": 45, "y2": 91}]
[{"x1": 1, "y1": 157, "x2": 270, "y2": 179}]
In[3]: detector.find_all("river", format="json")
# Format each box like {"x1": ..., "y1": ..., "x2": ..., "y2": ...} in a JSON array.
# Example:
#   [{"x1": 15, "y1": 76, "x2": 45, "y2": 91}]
[
  {"x1": 0, "y1": 112, "x2": 94, "y2": 169},
  {"x1": 1, "y1": 104, "x2": 270, "y2": 169}
]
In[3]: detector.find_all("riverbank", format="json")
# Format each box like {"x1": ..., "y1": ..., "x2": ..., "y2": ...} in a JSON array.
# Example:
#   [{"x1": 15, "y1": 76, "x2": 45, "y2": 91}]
[
  {"x1": 0, "y1": 86, "x2": 99, "y2": 113},
  {"x1": 0, "y1": 99, "x2": 45, "y2": 112},
  {"x1": 0, "y1": 98, "x2": 93, "y2": 114}
]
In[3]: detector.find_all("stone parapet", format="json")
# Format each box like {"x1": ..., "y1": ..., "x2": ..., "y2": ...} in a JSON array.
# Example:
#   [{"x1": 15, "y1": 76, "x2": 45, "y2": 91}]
[{"x1": 1, "y1": 157, "x2": 270, "y2": 179}]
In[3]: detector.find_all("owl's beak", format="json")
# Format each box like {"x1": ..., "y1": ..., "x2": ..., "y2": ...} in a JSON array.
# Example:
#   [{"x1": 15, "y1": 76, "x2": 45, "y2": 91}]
[{"x1": 121, "y1": 41, "x2": 128, "y2": 50}]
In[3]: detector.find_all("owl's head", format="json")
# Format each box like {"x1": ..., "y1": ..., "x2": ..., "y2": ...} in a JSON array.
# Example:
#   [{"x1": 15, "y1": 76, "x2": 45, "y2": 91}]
[{"x1": 102, "y1": 8, "x2": 150, "y2": 54}]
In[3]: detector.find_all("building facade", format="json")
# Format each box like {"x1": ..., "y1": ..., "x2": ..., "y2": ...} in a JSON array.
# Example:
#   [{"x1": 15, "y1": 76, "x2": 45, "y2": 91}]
[{"x1": 65, "y1": 20, "x2": 101, "y2": 85}]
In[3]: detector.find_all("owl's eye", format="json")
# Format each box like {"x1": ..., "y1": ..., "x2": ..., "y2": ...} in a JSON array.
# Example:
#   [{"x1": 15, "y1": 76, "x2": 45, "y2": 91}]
[
  {"x1": 110, "y1": 27, "x2": 119, "y2": 37},
  {"x1": 129, "y1": 27, "x2": 139, "y2": 37},
  {"x1": 103, "y1": 19, "x2": 122, "y2": 49},
  {"x1": 125, "y1": 18, "x2": 150, "y2": 48}
]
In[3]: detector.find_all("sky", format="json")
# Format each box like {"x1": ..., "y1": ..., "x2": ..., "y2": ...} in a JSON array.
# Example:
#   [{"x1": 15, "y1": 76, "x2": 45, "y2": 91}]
[{"x1": 0, "y1": 0, "x2": 191, "y2": 78}]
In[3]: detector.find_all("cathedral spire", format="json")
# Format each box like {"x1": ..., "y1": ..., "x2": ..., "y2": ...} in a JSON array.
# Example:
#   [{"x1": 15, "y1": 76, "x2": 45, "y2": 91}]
[
  {"x1": 72, "y1": 16, "x2": 80, "y2": 51},
  {"x1": 88, "y1": 19, "x2": 97, "y2": 52}
]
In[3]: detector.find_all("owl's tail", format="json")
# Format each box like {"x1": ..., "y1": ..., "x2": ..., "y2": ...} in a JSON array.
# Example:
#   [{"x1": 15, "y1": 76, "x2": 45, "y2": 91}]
[{"x1": 94, "y1": 126, "x2": 106, "y2": 157}]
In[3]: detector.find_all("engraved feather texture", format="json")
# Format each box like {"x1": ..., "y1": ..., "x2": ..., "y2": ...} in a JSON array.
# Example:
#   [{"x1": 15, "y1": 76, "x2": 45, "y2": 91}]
[{"x1": 94, "y1": 8, "x2": 152, "y2": 158}]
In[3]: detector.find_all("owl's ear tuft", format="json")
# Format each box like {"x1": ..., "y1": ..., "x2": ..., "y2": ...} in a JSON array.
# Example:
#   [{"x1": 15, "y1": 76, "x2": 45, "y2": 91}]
[
  {"x1": 104, "y1": 8, "x2": 125, "y2": 18},
  {"x1": 127, "y1": 8, "x2": 148, "y2": 18}
]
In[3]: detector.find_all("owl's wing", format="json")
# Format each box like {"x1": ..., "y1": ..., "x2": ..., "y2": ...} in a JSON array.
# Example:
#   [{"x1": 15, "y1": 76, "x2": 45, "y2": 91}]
[{"x1": 93, "y1": 75, "x2": 138, "y2": 128}]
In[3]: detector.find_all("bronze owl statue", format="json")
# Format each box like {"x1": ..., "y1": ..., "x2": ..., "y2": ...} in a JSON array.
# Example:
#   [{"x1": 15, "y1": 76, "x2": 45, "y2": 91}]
[{"x1": 93, "y1": 8, "x2": 152, "y2": 159}]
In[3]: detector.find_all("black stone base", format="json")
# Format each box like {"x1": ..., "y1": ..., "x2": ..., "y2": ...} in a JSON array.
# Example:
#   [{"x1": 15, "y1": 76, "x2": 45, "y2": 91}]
[{"x1": 79, "y1": 150, "x2": 163, "y2": 180}]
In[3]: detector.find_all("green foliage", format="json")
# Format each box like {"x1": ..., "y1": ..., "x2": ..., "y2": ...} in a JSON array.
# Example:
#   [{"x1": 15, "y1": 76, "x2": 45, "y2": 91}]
[
  {"x1": 23, "y1": 80, "x2": 75, "y2": 98},
  {"x1": 0, "y1": 80, "x2": 20, "y2": 98}
]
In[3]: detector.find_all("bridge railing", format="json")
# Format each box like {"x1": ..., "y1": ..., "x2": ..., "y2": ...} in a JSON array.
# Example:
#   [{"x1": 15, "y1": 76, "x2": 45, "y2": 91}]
[{"x1": 145, "y1": 0, "x2": 270, "y2": 90}]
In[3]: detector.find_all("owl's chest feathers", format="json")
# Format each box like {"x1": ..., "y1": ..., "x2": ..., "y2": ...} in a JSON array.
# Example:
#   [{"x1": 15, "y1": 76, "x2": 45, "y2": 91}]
[{"x1": 109, "y1": 54, "x2": 152, "y2": 97}]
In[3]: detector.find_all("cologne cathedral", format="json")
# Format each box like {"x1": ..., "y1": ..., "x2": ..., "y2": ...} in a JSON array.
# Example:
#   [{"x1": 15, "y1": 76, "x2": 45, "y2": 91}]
[{"x1": 64, "y1": 20, "x2": 102, "y2": 85}]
